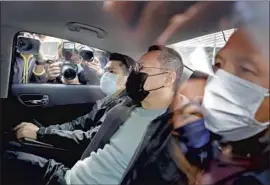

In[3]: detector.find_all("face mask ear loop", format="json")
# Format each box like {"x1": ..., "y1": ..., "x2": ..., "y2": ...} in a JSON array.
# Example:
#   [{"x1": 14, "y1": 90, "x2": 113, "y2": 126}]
[
  {"x1": 148, "y1": 85, "x2": 165, "y2": 92},
  {"x1": 148, "y1": 72, "x2": 168, "y2": 77},
  {"x1": 146, "y1": 72, "x2": 169, "y2": 92}
]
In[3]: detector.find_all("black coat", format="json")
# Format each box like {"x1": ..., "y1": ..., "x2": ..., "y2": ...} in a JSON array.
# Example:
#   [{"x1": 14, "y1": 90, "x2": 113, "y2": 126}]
[
  {"x1": 36, "y1": 91, "x2": 127, "y2": 164},
  {"x1": 78, "y1": 98, "x2": 206, "y2": 185}
]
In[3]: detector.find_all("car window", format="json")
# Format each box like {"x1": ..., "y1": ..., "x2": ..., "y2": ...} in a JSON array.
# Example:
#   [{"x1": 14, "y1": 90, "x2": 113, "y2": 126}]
[
  {"x1": 168, "y1": 29, "x2": 235, "y2": 75},
  {"x1": 12, "y1": 32, "x2": 109, "y2": 85}
]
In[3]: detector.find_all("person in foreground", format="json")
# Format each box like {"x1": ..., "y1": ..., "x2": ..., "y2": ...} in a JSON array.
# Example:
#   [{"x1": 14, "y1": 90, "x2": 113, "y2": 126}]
[
  {"x1": 5, "y1": 53, "x2": 135, "y2": 165},
  {"x1": 3, "y1": 45, "x2": 187, "y2": 185},
  {"x1": 170, "y1": 28, "x2": 269, "y2": 185}
]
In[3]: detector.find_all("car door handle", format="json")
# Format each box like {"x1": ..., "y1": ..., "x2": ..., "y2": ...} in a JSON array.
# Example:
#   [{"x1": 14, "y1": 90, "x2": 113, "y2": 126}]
[
  {"x1": 24, "y1": 95, "x2": 49, "y2": 105},
  {"x1": 25, "y1": 99, "x2": 45, "y2": 105},
  {"x1": 18, "y1": 94, "x2": 49, "y2": 107}
]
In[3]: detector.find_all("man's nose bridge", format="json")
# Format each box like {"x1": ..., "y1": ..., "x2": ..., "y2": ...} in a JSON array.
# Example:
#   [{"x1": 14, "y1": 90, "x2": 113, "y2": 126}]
[{"x1": 221, "y1": 59, "x2": 236, "y2": 75}]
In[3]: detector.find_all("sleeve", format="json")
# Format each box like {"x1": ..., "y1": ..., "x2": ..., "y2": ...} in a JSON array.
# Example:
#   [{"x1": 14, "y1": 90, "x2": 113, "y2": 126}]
[
  {"x1": 35, "y1": 99, "x2": 104, "y2": 149},
  {"x1": 40, "y1": 113, "x2": 92, "y2": 131},
  {"x1": 36, "y1": 125, "x2": 101, "y2": 153},
  {"x1": 39, "y1": 99, "x2": 103, "y2": 132},
  {"x1": 175, "y1": 118, "x2": 212, "y2": 169}
]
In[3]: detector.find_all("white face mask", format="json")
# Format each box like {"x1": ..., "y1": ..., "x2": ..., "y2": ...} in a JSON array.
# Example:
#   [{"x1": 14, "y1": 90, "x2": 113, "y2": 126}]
[
  {"x1": 100, "y1": 72, "x2": 118, "y2": 96},
  {"x1": 202, "y1": 69, "x2": 269, "y2": 141}
]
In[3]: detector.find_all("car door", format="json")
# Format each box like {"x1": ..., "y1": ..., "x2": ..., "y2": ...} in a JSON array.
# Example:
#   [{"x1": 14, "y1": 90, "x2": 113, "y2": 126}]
[{"x1": 2, "y1": 84, "x2": 105, "y2": 129}]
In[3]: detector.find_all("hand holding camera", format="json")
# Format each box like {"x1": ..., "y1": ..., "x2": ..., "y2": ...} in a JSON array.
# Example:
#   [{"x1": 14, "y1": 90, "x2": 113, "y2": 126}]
[
  {"x1": 85, "y1": 58, "x2": 103, "y2": 75},
  {"x1": 47, "y1": 61, "x2": 62, "y2": 80},
  {"x1": 46, "y1": 42, "x2": 95, "y2": 82},
  {"x1": 47, "y1": 61, "x2": 80, "y2": 85},
  {"x1": 61, "y1": 75, "x2": 80, "y2": 85},
  {"x1": 46, "y1": 59, "x2": 79, "y2": 82},
  {"x1": 60, "y1": 42, "x2": 94, "y2": 81}
]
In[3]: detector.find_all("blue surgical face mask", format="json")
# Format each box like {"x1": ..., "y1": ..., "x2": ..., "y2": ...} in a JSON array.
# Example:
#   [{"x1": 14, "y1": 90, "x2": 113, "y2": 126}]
[{"x1": 100, "y1": 72, "x2": 118, "y2": 96}]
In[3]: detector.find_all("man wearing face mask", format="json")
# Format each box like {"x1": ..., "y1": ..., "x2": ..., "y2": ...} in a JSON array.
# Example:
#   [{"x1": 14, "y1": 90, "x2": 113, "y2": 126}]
[
  {"x1": 3, "y1": 46, "x2": 186, "y2": 185},
  {"x1": 5, "y1": 53, "x2": 135, "y2": 166},
  {"x1": 170, "y1": 7, "x2": 269, "y2": 185},
  {"x1": 197, "y1": 29, "x2": 269, "y2": 185},
  {"x1": 100, "y1": 53, "x2": 135, "y2": 96}
]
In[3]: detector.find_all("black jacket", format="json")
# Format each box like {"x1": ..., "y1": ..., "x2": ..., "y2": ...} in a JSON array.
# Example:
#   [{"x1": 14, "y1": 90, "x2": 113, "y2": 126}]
[
  {"x1": 36, "y1": 91, "x2": 127, "y2": 162},
  {"x1": 38, "y1": 93, "x2": 208, "y2": 185},
  {"x1": 77, "y1": 97, "x2": 209, "y2": 185}
]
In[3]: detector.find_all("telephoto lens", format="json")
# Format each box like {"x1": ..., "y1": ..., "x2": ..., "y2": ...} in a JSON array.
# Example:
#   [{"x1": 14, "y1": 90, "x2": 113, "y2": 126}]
[
  {"x1": 79, "y1": 46, "x2": 94, "y2": 61},
  {"x1": 80, "y1": 50, "x2": 94, "y2": 61}
]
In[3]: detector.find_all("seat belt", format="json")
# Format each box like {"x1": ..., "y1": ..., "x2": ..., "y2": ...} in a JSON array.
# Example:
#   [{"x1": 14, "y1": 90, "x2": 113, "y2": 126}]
[{"x1": 80, "y1": 102, "x2": 136, "y2": 160}]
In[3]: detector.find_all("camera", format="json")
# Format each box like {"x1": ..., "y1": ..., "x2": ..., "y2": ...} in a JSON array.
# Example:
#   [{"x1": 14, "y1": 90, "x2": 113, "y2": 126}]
[
  {"x1": 61, "y1": 60, "x2": 78, "y2": 80},
  {"x1": 60, "y1": 42, "x2": 78, "y2": 80},
  {"x1": 60, "y1": 42, "x2": 94, "y2": 80},
  {"x1": 16, "y1": 37, "x2": 41, "y2": 55},
  {"x1": 79, "y1": 47, "x2": 94, "y2": 61}
]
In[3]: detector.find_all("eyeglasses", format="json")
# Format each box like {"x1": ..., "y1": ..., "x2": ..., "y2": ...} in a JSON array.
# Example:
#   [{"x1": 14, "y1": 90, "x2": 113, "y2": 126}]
[{"x1": 135, "y1": 63, "x2": 170, "y2": 72}]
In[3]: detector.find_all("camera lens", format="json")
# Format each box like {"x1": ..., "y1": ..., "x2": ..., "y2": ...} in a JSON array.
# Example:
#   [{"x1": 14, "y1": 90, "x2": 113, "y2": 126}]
[
  {"x1": 63, "y1": 68, "x2": 77, "y2": 80},
  {"x1": 61, "y1": 62, "x2": 78, "y2": 80},
  {"x1": 18, "y1": 38, "x2": 33, "y2": 51},
  {"x1": 80, "y1": 50, "x2": 94, "y2": 61}
]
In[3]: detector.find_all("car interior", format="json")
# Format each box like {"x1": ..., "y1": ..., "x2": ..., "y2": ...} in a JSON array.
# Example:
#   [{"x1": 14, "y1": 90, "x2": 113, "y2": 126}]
[{"x1": 0, "y1": 1, "x2": 235, "y2": 177}]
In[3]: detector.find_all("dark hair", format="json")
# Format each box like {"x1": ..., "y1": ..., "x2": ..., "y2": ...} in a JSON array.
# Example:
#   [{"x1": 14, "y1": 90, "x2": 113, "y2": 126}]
[
  {"x1": 147, "y1": 45, "x2": 184, "y2": 91},
  {"x1": 109, "y1": 53, "x2": 136, "y2": 75},
  {"x1": 148, "y1": 45, "x2": 163, "y2": 52}
]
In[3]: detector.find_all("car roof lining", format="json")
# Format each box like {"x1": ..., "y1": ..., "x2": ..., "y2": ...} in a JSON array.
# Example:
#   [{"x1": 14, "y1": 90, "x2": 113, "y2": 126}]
[{"x1": 1, "y1": 1, "x2": 234, "y2": 59}]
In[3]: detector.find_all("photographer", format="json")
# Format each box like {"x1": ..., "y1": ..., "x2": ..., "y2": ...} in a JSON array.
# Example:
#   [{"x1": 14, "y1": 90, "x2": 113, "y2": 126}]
[
  {"x1": 46, "y1": 53, "x2": 82, "y2": 85},
  {"x1": 13, "y1": 32, "x2": 47, "y2": 84},
  {"x1": 79, "y1": 46, "x2": 103, "y2": 85},
  {"x1": 46, "y1": 43, "x2": 81, "y2": 85},
  {"x1": 46, "y1": 42, "x2": 100, "y2": 85}
]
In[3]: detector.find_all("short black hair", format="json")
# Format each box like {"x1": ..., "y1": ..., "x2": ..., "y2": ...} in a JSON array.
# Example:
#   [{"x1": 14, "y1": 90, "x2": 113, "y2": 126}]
[
  {"x1": 109, "y1": 53, "x2": 136, "y2": 75},
  {"x1": 148, "y1": 45, "x2": 184, "y2": 91}
]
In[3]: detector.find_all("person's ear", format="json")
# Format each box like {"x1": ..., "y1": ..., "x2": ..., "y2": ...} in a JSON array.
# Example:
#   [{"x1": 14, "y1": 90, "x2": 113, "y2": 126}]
[
  {"x1": 164, "y1": 71, "x2": 176, "y2": 87},
  {"x1": 255, "y1": 96, "x2": 270, "y2": 123}
]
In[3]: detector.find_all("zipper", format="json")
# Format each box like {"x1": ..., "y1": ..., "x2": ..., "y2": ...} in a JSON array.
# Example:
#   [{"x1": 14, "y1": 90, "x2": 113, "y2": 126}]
[
  {"x1": 25, "y1": 57, "x2": 30, "y2": 83},
  {"x1": 23, "y1": 57, "x2": 27, "y2": 83},
  {"x1": 21, "y1": 54, "x2": 32, "y2": 83}
]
